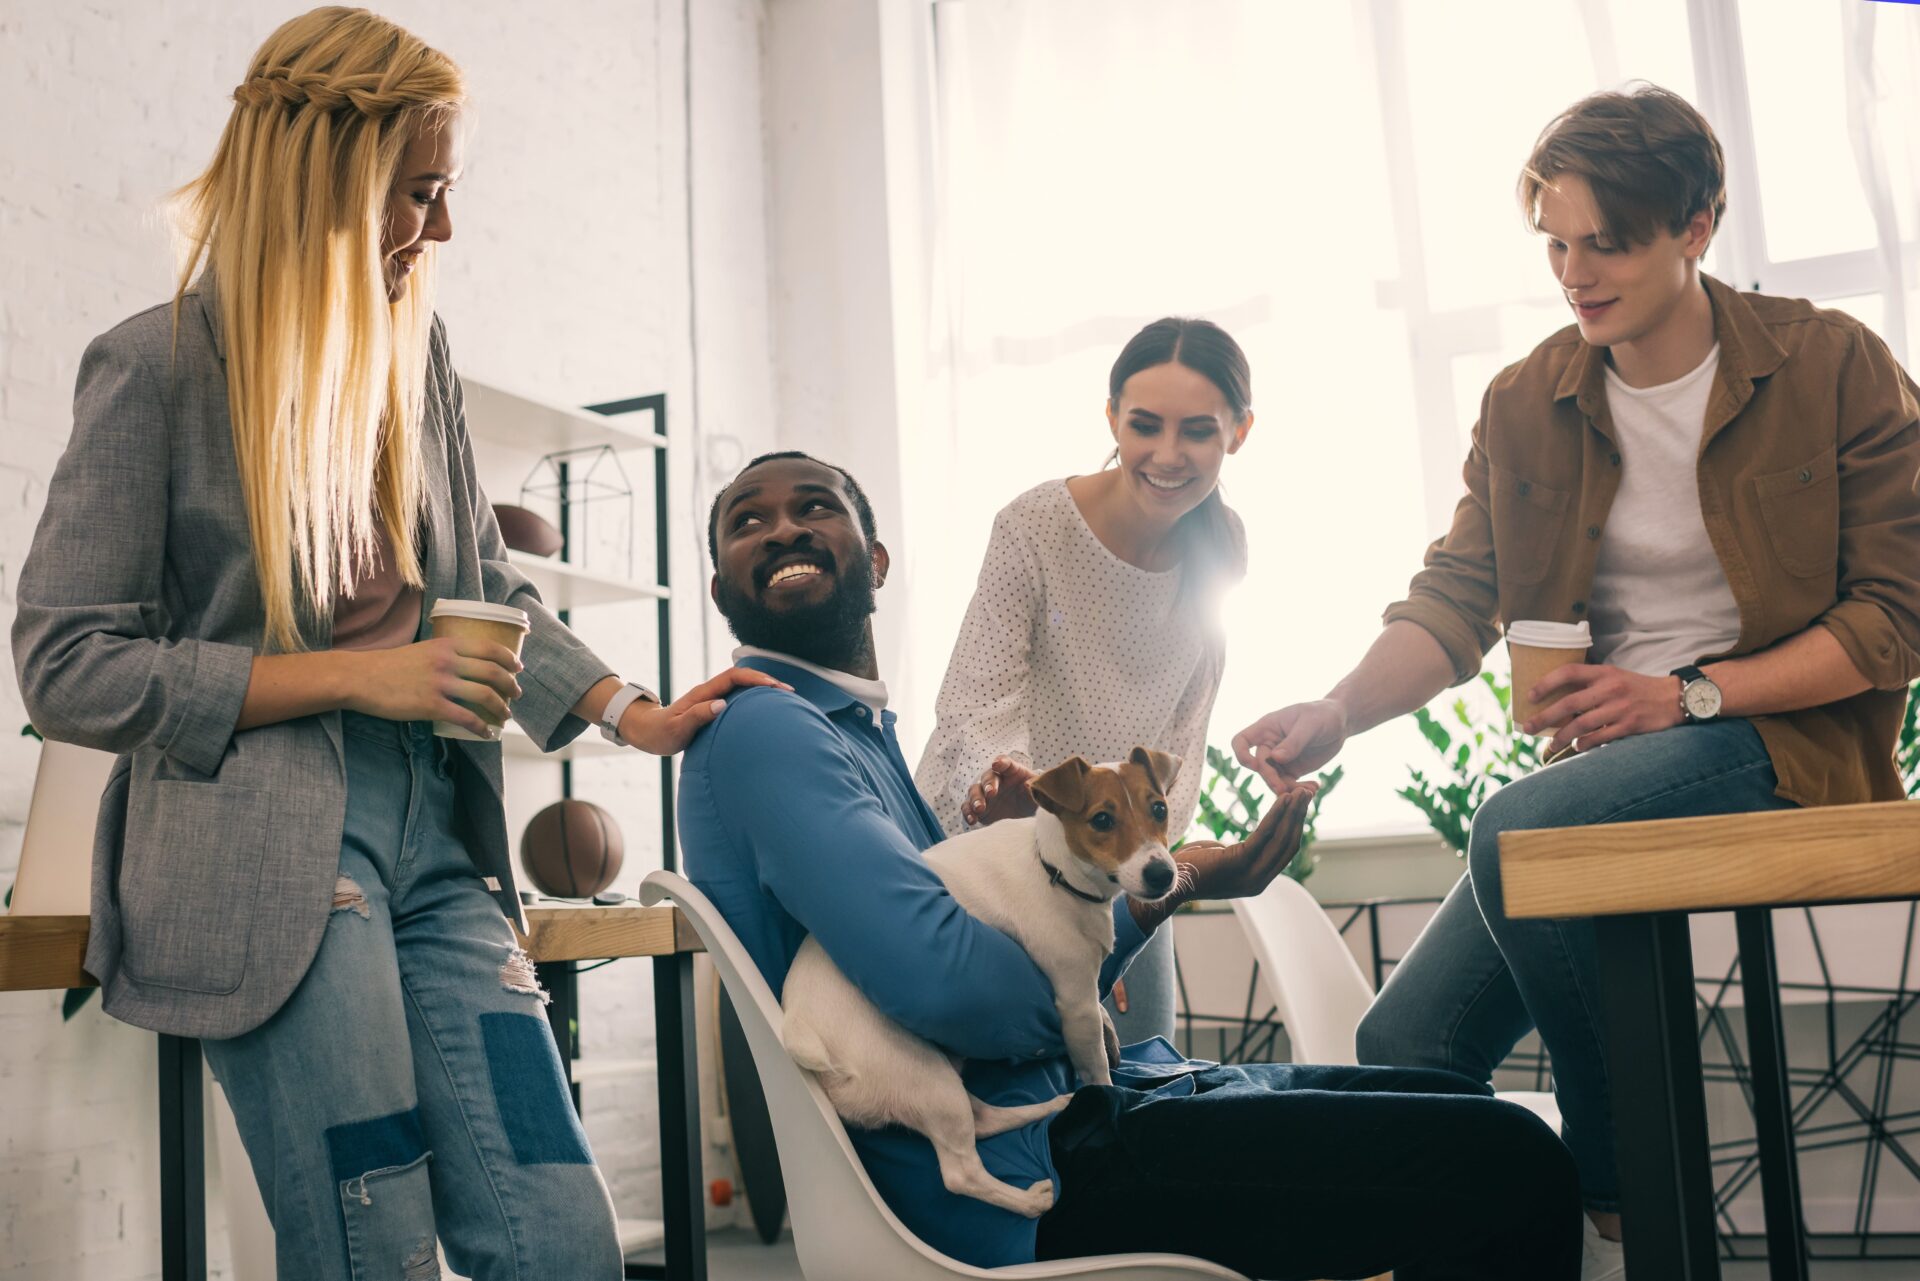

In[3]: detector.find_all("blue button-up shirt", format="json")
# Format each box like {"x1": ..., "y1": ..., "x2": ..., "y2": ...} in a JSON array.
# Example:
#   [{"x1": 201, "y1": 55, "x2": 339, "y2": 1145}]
[{"x1": 678, "y1": 655, "x2": 1201, "y2": 1266}]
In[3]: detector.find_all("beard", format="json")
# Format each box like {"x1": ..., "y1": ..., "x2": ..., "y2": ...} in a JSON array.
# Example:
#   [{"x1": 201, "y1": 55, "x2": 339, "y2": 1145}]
[{"x1": 715, "y1": 548, "x2": 877, "y2": 670}]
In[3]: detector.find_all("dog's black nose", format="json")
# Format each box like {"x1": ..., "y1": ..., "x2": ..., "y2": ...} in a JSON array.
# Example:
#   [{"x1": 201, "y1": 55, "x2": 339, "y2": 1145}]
[{"x1": 1143, "y1": 861, "x2": 1175, "y2": 895}]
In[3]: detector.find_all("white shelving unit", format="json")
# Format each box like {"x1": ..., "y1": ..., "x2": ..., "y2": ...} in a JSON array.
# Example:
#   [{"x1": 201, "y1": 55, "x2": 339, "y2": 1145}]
[
  {"x1": 616, "y1": 1218, "x2": 667, "y2": 1257},
  {"x1": 506, "y1": 550, "x2": 668, "y2": 611},
  {"x1": 461, "y1": 375, "x2": 678, "y2": 1252},
  {"x1": 462, "y1": 378, "x2": 667, "y2": 454},
  {"x1": 499, "y1": 720, "x2": 627, "y2": 764}
]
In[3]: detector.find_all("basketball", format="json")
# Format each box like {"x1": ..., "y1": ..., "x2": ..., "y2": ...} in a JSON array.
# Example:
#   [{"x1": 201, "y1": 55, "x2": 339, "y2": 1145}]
[
  {"x1": 520, "y1": 798, "x2": 624, "y2": 898},
  {"x1": 493, "y1": 503, "x2": 564, "y2": 558}
]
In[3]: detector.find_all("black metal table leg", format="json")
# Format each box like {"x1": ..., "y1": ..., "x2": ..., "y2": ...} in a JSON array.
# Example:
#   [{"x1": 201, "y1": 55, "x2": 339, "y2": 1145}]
[
  {"x1": 1596, "y1": 912, "x2": 1720, "y2": 1279},
  {"x1": 158, "y1": 1034, "x2": 206, "y2": 1281},
  {"x1": 648, "y1": 951, "x2": 706, "y2": 1281},
  {"x1": 539, "y1": 959, "x2": 582, "y2": 1111},
  {"x1": 1735, "y1": 908, "x2": 1810, "y2": 1280}
]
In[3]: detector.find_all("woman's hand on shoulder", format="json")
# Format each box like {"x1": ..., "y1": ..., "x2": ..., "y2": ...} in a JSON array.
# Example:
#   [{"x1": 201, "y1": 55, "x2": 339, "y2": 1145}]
[
  {"x1": 342, "y1": 638, "x2": 523, "y2": 738},
  {"x1": 963, "y1": 756, "x2": 1037, "y2": 827},
  {"x1": 617, "y1": 665, "x2": 794, "y2": 756}
]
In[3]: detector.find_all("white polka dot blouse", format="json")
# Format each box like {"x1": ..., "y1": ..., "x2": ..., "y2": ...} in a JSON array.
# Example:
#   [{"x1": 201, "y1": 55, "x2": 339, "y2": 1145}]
[{"x1": 914, "y1": 478, "x2": 1243, "y2": 841}]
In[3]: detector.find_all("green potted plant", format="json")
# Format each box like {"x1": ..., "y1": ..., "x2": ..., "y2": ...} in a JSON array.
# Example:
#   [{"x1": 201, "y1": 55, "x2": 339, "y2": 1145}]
[{"x1": 1397, "y1": 671, "x2": 1540, "y2": 855}]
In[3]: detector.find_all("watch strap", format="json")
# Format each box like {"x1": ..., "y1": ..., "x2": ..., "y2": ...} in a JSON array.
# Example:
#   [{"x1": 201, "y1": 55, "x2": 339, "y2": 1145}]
[
  {"x1": 1670, "y1": 665, "x2": 1712, "y2": 723},
  {"x1": 599, "y1": 681, "x2": 660, "y2": 744}
]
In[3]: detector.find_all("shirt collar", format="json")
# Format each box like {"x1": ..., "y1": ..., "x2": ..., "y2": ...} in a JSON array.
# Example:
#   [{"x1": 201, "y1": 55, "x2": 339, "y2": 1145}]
[
  {"x1": 732, "y1": 646, "x2": 889, "y2": 716},
  {"x1": 1554, "y1": 273, "x2": 1788, "y2": 412}
]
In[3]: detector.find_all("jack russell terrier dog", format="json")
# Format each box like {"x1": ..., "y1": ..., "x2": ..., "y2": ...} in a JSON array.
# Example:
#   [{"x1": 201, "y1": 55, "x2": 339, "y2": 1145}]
[{"x1": 781, "y1": 747, "x2": 1182, "y2": 1218}]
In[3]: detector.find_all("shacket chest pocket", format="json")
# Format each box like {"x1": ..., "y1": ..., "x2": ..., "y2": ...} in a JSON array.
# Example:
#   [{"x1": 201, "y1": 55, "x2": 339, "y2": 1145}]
[
  {"x1": 1752, "y1": 446, "x2": 1839, "y2": 580},
  {"x1": 1487, "y1": 463, "x2": 1571, "y2": 586}
]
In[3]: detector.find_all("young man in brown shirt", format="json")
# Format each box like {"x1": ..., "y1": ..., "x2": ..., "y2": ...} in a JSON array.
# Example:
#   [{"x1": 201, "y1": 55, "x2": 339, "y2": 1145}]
[{"x1": 1233, "y1": 85, "x2": 1920, "y2": 1279}]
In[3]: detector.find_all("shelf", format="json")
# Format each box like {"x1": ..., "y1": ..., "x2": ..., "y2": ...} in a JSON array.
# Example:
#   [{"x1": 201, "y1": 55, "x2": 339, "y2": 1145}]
[
  {"x1": 501, "y1": 720, "x2": 629, "y2": 763},
  {"x1": 508, "y1": 551, "x2": 669, "y2": 610},
  {"x1": 617, "y1": 1218, "x2": 666, "y2": 1257},
  {"x1": 570, "y1": 1057, "x2": 658, "y2": 1084},
  {"x1": 461, "y1": 377, "x2": 667, "y2": 454}
]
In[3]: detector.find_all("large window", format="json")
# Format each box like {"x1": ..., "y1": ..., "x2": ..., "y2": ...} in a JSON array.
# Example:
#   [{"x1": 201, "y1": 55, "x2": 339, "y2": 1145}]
[{"x1": 904, "y1": 0, "x2": 1920, "y2": 838}]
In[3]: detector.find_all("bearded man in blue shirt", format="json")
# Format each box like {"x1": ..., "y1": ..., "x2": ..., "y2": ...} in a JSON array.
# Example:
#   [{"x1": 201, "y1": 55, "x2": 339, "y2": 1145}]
[{"x1": 677, "y1": 450, "x2": 1580, "y2": 1280}]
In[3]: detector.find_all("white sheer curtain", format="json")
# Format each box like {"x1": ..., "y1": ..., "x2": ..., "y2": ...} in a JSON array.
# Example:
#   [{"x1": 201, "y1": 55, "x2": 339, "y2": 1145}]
[{"x1": 905, "y1": 0, "x2": 1920, "y2": 838}]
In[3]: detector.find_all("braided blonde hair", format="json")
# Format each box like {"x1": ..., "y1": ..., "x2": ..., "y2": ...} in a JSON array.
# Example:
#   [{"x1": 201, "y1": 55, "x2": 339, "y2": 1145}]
[{"x1": 174, "y1": 6, "x2": 464, "y2": 652}]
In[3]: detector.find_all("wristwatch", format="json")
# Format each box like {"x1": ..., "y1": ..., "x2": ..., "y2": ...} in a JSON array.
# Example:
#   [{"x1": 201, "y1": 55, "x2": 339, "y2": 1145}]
[
  {"x1": 1671, "y1": 665, "x2": 1723, "y2": 723},
  {"x1": 599, "y1": 681, "x2": 661, "y2": 745}
]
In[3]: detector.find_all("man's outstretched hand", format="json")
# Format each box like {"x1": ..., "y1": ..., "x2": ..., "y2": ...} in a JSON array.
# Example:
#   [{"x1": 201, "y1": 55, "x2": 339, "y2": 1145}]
[
  {"x1": 1129, "y1": 780, "x2": 1319, "y2": 935},
  {"x1": 1232, "y1": 700, "x2": 1349, "y2": 791}
]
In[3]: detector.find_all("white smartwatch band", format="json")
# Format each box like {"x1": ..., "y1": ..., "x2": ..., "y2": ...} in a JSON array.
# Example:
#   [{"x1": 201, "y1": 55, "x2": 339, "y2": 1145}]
[{"x1": 599, "y1": 681, "x2": 660, "y2": 745}]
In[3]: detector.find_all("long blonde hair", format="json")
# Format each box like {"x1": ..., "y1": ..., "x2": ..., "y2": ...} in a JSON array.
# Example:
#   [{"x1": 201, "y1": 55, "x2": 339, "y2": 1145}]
[{"x1": 174, "y1": 6, "x2": 464, "y2": 652}]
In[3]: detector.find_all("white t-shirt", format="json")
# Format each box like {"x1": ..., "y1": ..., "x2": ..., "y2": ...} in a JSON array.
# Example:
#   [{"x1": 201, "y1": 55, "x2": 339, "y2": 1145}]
[
  {"x1": 1588, "y1": 345, "x2": 1743, "y2": 676},
  {"x1": 914, "y1": 479, "x2": 1238, "y2": 839}
]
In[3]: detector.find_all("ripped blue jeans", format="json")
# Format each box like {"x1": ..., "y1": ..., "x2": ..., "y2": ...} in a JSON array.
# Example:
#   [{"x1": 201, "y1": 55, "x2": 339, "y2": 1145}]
[{"x1": 204, "y1": 712, "x2": 622, "y2": 1281}]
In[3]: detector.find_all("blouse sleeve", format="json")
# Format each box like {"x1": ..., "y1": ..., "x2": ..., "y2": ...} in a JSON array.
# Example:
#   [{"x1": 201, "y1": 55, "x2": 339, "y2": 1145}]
[{"x1": 914, "y1": 505, "x2": 1042, "y2": 835}]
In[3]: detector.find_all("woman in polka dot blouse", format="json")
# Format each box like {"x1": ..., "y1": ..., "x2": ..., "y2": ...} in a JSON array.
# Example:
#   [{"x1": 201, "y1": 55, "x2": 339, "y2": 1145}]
[{"x1": 915, "y1": 316, "x2": 1254, "y2": 1045}]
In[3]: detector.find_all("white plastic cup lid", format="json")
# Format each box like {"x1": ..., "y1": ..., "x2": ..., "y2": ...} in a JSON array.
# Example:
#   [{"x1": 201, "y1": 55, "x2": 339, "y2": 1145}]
[
  {"x1": 1506, "y1": 619, "x2": 1591, "y2": 649},
  {"x1": 429, "y1": 599, "x2": 530, "y2": 630}
]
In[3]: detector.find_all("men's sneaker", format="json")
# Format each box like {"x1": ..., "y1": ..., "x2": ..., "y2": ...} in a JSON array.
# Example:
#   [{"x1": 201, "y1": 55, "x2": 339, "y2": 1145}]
[{"x1": 1581, "y1": 1215, "x2": 1626, "y2": 1281}]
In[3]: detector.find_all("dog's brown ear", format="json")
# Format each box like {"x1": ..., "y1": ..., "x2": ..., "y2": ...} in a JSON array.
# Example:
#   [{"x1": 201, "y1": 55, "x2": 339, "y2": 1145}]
[
  {"x1": 1031, "y1": 756, "x2": 1093, "y2": 816},
  {"x1": 1129, "y1": 746, "x2": 1181, "y2": 794}
]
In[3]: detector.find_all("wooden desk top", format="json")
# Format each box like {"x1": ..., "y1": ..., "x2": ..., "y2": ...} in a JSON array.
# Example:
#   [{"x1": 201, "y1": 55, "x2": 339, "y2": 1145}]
[
  {"x1": 1501, "y1": 798, "x2": 1920, "y2": 920},
  {"x1": 0, "y1": 903, "x2": 701, "y2": 993}
]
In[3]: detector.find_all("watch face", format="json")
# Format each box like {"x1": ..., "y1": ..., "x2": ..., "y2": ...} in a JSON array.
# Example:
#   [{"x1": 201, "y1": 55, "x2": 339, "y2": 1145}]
[{"x1": 1683, "y1": 679, "x2": 1722, "y2": 720}]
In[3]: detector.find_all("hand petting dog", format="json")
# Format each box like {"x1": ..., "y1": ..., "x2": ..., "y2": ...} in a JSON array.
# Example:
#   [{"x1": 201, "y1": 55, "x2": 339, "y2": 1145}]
[{"x1": 962, "y1": 755, "x2": 1037, "y2": 826}]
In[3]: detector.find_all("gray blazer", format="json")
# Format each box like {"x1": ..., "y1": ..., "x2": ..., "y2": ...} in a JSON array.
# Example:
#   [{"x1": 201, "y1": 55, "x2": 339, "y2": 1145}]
[{"x1": 12, "y1": 280, "x2": 615, "y2": 1039}]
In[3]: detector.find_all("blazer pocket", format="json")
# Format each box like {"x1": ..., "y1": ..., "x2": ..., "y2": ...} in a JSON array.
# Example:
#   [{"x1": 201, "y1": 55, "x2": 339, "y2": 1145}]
[
  {"x1": 118, "y1": 780, "x2": 270, "y2": 995},
  {"x1": 1753, "y1": 448, "x2": 1839, "y2": 579},
  {"x1": 1488, "y1": 464, "x2": 1571, "y2": 586}
]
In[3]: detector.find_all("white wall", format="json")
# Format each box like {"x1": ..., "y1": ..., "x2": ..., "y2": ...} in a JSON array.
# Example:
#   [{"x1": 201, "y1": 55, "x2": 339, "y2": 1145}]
[
  {"x1": 758, "y1": 0, "x2": 940, "y2": 740},
  {"x1": 0, "y1": 1, "x2": 775, "y2": 1274}
]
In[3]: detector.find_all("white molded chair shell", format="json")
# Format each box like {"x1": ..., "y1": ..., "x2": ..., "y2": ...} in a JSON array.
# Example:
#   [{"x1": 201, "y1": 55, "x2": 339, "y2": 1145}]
[
  {"x1": 640, "y1": 871, "x2": 1246, "y2": 1281},
  {"x1": 1230, "y1": 875, "x2": 1561, "y2": 1130},
  {"x1": 9, "y1": 739, "x2": 115, "y2": 916},
  {"x1": 1228, "y1": 876, "x2": 1373, "y2": 1066}
]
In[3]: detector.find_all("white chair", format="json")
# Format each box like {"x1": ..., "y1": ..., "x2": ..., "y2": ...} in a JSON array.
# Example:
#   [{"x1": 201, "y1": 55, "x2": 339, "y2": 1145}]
[
  {"x1": 1230, "y1": 875, "x2": 1561, "y2": 1130},
  {"x1": 10, "y1": 739, "x2": 116, "y2": 915},
  {"x1": 11, "y1": 737, "x2": 280, "y2": 1281},
  {"x1": 638, "y1": 871, "x2": 1246, "y2": 1281}
]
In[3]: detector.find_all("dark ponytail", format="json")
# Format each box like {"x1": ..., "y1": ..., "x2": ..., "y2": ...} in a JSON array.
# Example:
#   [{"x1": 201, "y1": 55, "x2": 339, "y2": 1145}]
[{"x1": 1107, "y1": 317, "x2": 1250, "y2": 605}]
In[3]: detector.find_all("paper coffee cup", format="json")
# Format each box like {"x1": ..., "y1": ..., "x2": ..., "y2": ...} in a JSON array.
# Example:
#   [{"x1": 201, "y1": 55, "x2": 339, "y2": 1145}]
[
  {"x1": 1506, "y1": 619, "x2": 1591, "y2": 730},
  {"x1": 428, "y1": 600, "x2": 530, "y2": 741}
]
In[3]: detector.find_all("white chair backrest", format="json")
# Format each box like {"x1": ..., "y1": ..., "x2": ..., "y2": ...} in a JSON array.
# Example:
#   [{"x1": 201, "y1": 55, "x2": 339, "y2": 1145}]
[
  {"x1": 1229, "y1": 875, "x2": 1375, "y2": 1066},
  {"x1": 10, "y1": 739, "x2": 114, "y2": 916},
  {"x1": 1231, "y1": 878, "x2": 1567, "y2": 1136},
  {"x1": 638, "y1": 871, "x2": 1244, "y2": 1281}
]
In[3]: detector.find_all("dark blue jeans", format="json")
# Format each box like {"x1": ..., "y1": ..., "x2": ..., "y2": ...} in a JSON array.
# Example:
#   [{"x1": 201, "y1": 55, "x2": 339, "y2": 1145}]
[
  {"x1": 1036, "y1": 1061, "x2": 1580, "y2": 1279},
  {"x1": 1356, "y1": 719, "x2": 1793, "y2": 1213}
]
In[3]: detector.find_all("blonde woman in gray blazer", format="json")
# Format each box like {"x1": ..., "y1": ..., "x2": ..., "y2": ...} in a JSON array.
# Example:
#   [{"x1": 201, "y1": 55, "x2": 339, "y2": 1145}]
[{"x1": 12, "y1": 10, "x2": 777, "y2": 1278}]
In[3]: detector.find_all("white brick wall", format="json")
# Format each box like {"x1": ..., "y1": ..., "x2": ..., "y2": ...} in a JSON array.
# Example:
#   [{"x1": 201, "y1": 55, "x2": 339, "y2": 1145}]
[{"x1": 0, "y1": 1, "x2": 776, "y2": 1274}]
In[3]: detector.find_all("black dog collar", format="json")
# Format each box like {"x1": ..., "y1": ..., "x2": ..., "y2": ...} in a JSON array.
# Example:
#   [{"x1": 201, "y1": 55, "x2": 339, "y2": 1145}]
[{"x1": 1038, "y1": 853, "x2": 1106, "y2": 903}]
